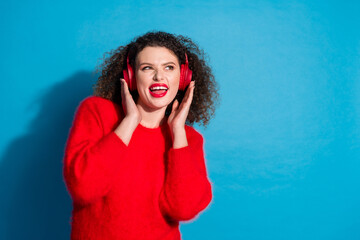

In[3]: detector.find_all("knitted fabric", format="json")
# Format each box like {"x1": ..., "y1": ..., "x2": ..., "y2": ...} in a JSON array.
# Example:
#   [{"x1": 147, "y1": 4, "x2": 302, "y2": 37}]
[{"x1": 63, "y1": 96, "x2": 212, "y2": 240}]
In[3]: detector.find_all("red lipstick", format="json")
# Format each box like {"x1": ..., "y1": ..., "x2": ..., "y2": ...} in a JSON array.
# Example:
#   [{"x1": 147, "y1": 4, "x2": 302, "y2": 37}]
[{"x1": 149, "y1": 83, "x2": 169, "y2": 98}]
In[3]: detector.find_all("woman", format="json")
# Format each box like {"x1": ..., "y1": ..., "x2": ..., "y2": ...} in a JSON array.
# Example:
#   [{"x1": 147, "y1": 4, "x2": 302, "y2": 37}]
[{"x1": 63, "y1": 31, "x2": 219, "y2": 240}]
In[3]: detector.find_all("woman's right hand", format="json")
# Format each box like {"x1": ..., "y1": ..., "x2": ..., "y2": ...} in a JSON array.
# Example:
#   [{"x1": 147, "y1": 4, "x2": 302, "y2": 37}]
[
  {"x1": 114, "y1": 79, "x2": 141, "y2": 145},
  {"x1": 120, "y1": 78, "x2": 141, "y2": 124}
]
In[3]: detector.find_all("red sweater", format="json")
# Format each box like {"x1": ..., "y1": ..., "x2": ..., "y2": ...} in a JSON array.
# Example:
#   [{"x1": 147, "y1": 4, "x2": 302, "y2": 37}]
[{"x1": 63, "y1": 96, "x2": 212, "y2": 240}]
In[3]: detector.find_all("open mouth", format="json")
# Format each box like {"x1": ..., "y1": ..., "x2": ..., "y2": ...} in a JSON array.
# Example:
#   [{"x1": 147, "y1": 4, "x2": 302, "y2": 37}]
[{"x1": 149, "y1": 84, "x2": 168, "y2": 98}]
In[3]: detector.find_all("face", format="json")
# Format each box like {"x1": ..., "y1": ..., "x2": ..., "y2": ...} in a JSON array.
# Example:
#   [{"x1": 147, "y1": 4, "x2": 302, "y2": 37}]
[{"x1": 135, "y1": 46, "x2": 180, "y2": 112}]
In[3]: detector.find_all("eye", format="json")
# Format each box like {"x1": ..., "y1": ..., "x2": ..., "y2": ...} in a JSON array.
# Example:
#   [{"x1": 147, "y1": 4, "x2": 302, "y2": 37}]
[
  {"x1": 141, "y1": 66, "x2": 152, "y2": 70},
  {"x1": 165, "y1": 65, "x2": 174, "y2": 70}
]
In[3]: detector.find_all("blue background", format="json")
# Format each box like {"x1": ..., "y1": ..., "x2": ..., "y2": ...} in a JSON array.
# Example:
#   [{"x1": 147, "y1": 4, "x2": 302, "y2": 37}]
[{"x1": 1, "y1": 0, "x2": 359, "y2": 239}]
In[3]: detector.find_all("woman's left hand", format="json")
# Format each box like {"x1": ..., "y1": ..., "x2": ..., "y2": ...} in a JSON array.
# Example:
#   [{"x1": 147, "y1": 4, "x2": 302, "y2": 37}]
[{"x1": 168, "y1": 81, "x2": 195, "y2": 148}]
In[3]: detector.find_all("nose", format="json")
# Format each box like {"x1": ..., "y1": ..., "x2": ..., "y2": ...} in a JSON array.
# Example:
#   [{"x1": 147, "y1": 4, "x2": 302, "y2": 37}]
[{"x1": 153, "y1": 69, "x2": 165, "y2": 81}]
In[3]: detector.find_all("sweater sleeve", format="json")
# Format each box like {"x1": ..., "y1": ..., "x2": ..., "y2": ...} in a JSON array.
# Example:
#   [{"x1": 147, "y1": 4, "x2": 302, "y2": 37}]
[
  {"x1": 158, "y1": 126, "x2": 213, "y2": 221},
  {"x1": 63, "y1": 97, "x2": 127, "y2": 206}
]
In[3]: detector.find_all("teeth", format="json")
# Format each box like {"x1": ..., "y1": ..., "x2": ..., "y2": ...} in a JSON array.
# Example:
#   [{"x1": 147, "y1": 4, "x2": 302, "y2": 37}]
[{"x1": 150, "y1": 86, "x2": 168, "y2": 90}]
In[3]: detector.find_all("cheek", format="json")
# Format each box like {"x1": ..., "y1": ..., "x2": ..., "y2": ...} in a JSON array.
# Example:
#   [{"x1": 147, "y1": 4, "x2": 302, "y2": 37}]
[
  {"x1": 171, "y1": 72, "x2": 181, "y2": 88},
  {"x1": 169, "y1": 84, "x2": 179, "y2": 101},
  {"x1": 169, "y1": 83, "x2": 179, "y2": 97},
  {"x1": 136, "y1": 73, "x2": 150, "y2": 89}
]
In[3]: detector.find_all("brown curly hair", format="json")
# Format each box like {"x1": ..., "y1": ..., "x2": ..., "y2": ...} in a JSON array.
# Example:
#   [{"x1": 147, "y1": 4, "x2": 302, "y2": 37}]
[{"x1": 94, "y1": 31, "x2": 219, "y2": 127}]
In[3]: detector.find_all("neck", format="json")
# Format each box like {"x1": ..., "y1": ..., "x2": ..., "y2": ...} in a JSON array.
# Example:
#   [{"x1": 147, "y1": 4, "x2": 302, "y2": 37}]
[{"x1": 136, "y1": 102, "x2": 167, "y2": 128}]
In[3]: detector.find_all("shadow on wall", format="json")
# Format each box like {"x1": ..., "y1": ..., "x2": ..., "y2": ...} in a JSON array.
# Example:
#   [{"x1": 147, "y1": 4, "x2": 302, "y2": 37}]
[{"x1": 0, "y1": 71, "x2": 97, "y2": 240}]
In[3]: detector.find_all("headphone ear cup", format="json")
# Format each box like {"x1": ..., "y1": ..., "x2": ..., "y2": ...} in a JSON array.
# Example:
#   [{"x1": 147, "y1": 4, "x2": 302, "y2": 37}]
[
  {"x1": 184, "y1": 67, "x2": 192, "y2": 89},
  {"x1": 179, "y1": 53, "x2": 192, "y2": 91},
  {"x1": 123, "y1": 56, "x2": 136, "y2": 91},
  {"x1": 179, "y1": 64, "x2": 192, "y2": 91},
  {"x1": 123, "y1": 69, "x2": 130, "y2": 86},
  {"x1": 127, "y1": 64, "x2": 136, "y2": 91},
  {"x1": 179, "y1": 64, "x2": 186, "y2": 91}
]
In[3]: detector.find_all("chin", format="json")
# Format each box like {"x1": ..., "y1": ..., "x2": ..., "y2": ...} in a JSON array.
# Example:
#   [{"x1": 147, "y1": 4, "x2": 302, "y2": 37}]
[
  {"x1": 137, "y1": 88, "x2": 177, "y2": 111},
  {"x1": 148, "y1": 99, "x2": 173, "y2": 111},
  {"x1": 147, "y1": 93, "x2": 176, "y2": 109}
]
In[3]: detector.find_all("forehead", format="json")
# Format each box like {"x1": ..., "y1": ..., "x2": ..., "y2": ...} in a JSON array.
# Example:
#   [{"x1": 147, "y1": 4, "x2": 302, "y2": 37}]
[{"x1": 136, "y1": 46, "x2": 179, "y2": 64}]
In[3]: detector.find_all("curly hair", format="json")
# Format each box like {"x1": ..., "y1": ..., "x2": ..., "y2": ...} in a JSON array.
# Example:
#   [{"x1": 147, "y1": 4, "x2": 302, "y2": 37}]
[{"x1": 94, "y1": 31, "x2": 219, "y2": 127}]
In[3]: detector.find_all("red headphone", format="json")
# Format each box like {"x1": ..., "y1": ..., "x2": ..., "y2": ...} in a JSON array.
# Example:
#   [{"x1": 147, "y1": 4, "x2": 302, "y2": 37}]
[{"x1": 123, "y1": 53, "x2": 192, "y2": 91}]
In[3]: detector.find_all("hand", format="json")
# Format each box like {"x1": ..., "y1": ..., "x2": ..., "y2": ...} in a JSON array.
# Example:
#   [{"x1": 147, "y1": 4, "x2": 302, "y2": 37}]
[
  {"x1": 168, "y1": 81, "x2": 195, "y2": 133},
  {"x1": 120, "y1": 78, "x2": 141, "y2": 124},
  {"x1": 114, "y1": 79, "x2": 141, "y2": 145}
]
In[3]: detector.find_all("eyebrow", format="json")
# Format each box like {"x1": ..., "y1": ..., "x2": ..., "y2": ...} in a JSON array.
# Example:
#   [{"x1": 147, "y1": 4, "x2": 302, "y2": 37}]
[{"x1": 139, "y1": 61, "x2": 177, "y2": 66}]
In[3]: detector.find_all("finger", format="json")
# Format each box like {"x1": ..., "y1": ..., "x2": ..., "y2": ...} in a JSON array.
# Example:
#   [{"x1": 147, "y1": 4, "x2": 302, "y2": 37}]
[
  {"x1": 169, "y1": 100, "x2": 179, "y2": 119},
  {"x1": 184, "y1": 81, "x2": 195, "y2": 101},
  {"x1": 121, "y1": 78, "x2": 131, "y2": 96},
  {"x1": 120, "y1": 79, "x2": 125, "y2": 100},
  {"x1": 182, "y1": 81, "x2": 195, "y2": 108},
  {"x1": 120, "y1": 79, "x2": 127, "y2": 114},
  {"x1": 172, "y1": 99, "x2": 179, "y2": 113},
  {"x1": 187, "y1": 82, "x2": 195, "y2": 104},
  {"x1": 168, "y1": 99, "x2": 178, "y2": 123},
  {"x1": 121, "y1": 79, "x2": 129, "y2": 100}
]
